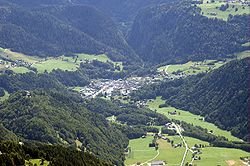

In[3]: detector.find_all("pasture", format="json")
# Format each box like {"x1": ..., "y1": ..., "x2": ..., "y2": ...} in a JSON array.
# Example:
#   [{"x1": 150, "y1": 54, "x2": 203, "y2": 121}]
[
  {"x1": 25, "y1": 159, "x2": 49, "y2": 166},
  {"x1": 235, "y1": 50, "x2": 250, "y2": 59},
  {"x1": 193, "y1": 147, "x2": 249, "y2": 166},
  {"x1": 76, "y1": 53, "x2": 123, "y2": 70},
  {"x1": 125, "y1": 134, "x2": 248, "y2": 166},
  {"x1": 148, "y1": 97, "x2": 241, "y2": 141},
  {"x1": 32, "y1": 58, "x2": 78, "y2": 73},
  {"x1": 0, "y1": 90, "x2": 9, "y2": 102},
  {"x1": 157, "y1": 60, "x2": 225, "y2": 75},
  {"x1": 198, "y1": 1, "x2": 250, "y2": 21},
  {"x1": 125, "y1": 136, "x2": 158, "y2": 165},
  {"x1": 11, "y1": 67, "x2": 31, "y2": 74}
]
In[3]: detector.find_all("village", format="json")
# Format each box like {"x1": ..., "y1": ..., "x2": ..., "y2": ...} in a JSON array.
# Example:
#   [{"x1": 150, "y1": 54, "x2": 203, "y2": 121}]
[{"x1": 79, "y1": 76, "x2": 163, "y2": 100}]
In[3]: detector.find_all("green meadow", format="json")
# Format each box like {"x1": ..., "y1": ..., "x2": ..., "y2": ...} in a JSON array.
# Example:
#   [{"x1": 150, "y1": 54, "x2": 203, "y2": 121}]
[
  {"x1": 0, "y1": 90, "x2": 10, "y2": 102},
  {"x1": 32, "y1": 58, "x2": 78, "y2": 73},
  {"x1": 125, "y1": 135, "x2": 248, "y2": 166},
  {"x1": 11, "y1": 67, "x2": 31, "y2": 74},
  {"x1": 193, "y1": 147, "x2": 249, "y2": 166},
  {"x1": 198, "y1": 1, "x2": 250, "y2": 21},
  {"x1": 25, "y1": 159, "x2": 49, "y2": 166},
  {"x1": 125, "y1": 136, "x2": 158, "y2": 165},
  {"x1": 235, "y1": 50, "x2": 250, "y2": 59},
  {"x1": 148, "y1": 97, "x2": 241, "y2": 141},
  {"x1": 157, "y1": 60, "x2": 225, "y2": 75}
]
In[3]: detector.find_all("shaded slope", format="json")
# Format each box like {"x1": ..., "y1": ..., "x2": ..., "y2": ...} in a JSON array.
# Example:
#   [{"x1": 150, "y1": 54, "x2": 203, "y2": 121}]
[
  {"x1": 0, "y1": 90, "x2": 128, "y2": 165},
  {"x1": 127, "y1": 2, "x2": 249, "y2": 63}
]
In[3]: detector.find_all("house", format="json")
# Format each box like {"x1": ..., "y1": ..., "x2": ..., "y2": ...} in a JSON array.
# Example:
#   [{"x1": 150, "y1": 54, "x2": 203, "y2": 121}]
[
  {"x1": 19, "y1": 142, "x2": 24, "y2": 146},
  {"x1": 151, "y1": 160, "x2": 166, "y2": 166}
]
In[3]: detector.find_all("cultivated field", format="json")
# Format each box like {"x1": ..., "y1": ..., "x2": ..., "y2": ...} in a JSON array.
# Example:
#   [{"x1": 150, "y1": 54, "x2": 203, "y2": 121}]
[
  {"x1": 125, "y1": 135, "x2": 248, "y2": 166},
  {"x1": 125, "y1": 136, "x2": 158, "y2": 165}
]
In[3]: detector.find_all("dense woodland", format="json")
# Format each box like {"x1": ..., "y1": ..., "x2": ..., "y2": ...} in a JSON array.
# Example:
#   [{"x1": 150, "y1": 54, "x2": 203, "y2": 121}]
[
  {"x1": 0, "y1": 90, "x2": 129, "y2": 165},
  {"x1": 0, "y1": 1, "x2": 138, "y2": 62},
  {"x1": 132, "y1": 58, "x2": 250, "y2": 141},
  {"x1": 0, "y1": 141, "x2": 111, "y2": 166},
  {"x1": 127, "y1": 2, "x2": 249, "y2": 63}
]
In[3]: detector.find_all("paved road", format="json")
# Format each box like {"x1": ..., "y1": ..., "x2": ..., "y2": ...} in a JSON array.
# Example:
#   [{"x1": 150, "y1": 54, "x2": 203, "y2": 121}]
[{"x1": 172, "y1": 123, "x2": 190, "y2": 166}]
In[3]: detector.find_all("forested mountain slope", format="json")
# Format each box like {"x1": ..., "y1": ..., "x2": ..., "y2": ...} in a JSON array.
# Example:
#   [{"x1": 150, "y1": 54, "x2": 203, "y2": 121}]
[
  {"x1": 133, "y1": 58, "x2": 249, "y2": 141},
  {"x1": 0, "y1": 141, "x2": 111, "y2": 166},
  {"x1": 0, "y1": 90, "x2": 128, "y2": 165},
  {"x1": 127, "y1": 2, "x2": 250, "y2": 63},
  {"x1": 0, "y1": 3, "x2": 137, "y2": 61}
]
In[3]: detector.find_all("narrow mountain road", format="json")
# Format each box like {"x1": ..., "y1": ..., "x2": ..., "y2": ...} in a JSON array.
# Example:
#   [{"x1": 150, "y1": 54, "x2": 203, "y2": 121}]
[
  {"x1": 172, "y1": 123, "x2": 190, "y2": 166},
  {"x1": 140, "y1": 149, "x2": 160, "y2": 166}
]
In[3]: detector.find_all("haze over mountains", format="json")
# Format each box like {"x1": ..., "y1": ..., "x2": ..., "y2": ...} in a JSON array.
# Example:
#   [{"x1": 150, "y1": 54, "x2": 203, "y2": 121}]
[{"x1": 0, "y1": 0, "x2": 249, "y2": 165}]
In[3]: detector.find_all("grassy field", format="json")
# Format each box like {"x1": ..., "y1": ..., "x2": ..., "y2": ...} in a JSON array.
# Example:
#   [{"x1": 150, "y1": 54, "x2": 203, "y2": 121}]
[
  {"x1": 125, "y1": 135, "x2": 248, "y2": 166},
  {"x1": 157, "y1": 60, "x2": 225, "y2": 75},
  {"x1": 11, "y1": 67, "x2": 31, "y2": 74},
  {"x1": 235, "y1": 50, "x2": 250, "y2": 59},
  {"x1": 193, "y1": 147, "x2": 249, "y2": 166},
  {"x1": 0, "y1": 90, "x2": 9, "y2": 102},
  {"x1": 242, "y1": 42, "x2": 250, "y2": 47},
  {"x1": 148, "y1": 97, "x2": 241, "y2": 142},
  {"x1": 155, "y1": 135, "x2": 188, "y2": 165},
  {"x1": 125, "y1": 136, "x2": 158, "y2": 165},
  {"x1": 32, "y1": 58, "x2": 78, "y2": 73},
  {"x1": 25, "y1": 159, "x2": 49, "y2": 166},
  {"x1": 198, "y1": 1, "x2": 250, "y2": 21},
  {"x1": 76, "y1": 53, "x2": 123, "y2": 70},
  {"x1": 0, "y1": 48, "x2": 124, "y2": 73},
  {"x1": 1, "y1": 49, "x2": 41, "y2": 63}
]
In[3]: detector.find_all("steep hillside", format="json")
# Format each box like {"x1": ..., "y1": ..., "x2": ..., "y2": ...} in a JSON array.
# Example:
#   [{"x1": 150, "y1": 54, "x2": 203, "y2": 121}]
[
  {"x1": 0, "y1": 3, "x2": 137, "y2": 61},
  {"x1": 0, "y1": 141, "x2": 111, "y2": 166},
  {"x1": 133, "y1": 58, "x2": 249, "y2": 140},
  {"x1": 127, "y1": 2, "x2": 250, "y2": 63},
  {"x1": 0, "y1": 90, "x2": 128, "y2": 165},
  {"x1": 164, "y1": 58, "x2": 249, "y2": 140}
]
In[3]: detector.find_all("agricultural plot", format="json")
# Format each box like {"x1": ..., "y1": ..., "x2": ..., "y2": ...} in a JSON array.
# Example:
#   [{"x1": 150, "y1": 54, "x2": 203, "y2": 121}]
[
  {"x1": 193, "y1": 147, "x2": 249, "y2": 166},
  {"x1": 25, "y1": 159, "x2": 49, "y2": 166},
  {"x1": 76, "y1": 53, "x2": 123, "y2": 70},
  {"x1": 198, "y1": 1, "x2": 250, "y2": 21},
  {"x1": 125, "y1": 135, "x2": 248, "y2": 166},
  {"x1": 0, "y1": 90, "x2": 9, "y2": 102},
  {"x1": 148, "y1": 97, "x2": 241, "y2": 141},
  {"x1": 32, "y1": 58, "x2": 78, "y2": 73},
  {"x1": 125, "y1": 136, "x2": 158, "y2": 165},
  {"x1": 0, "y1": 48, "x2": 124, "y2": 74},
  {"x1": 1, "y1": 49, "x2": 41, "y2": 63},
  {"x1": 157, "y1": 60, "x2": 225, "y2": 75},
  {"x1": 10, "y1": 67, "x2": 31, "y2": 74},
  {"x1": 235, "y1": 50, "x2": 250, "y2": 59}
]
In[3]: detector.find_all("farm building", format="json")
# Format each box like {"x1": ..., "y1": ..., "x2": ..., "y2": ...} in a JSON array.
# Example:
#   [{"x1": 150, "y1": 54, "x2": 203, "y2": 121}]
[{"x1": 151, "y1": 160, "x2": 166, "y2": 166}]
